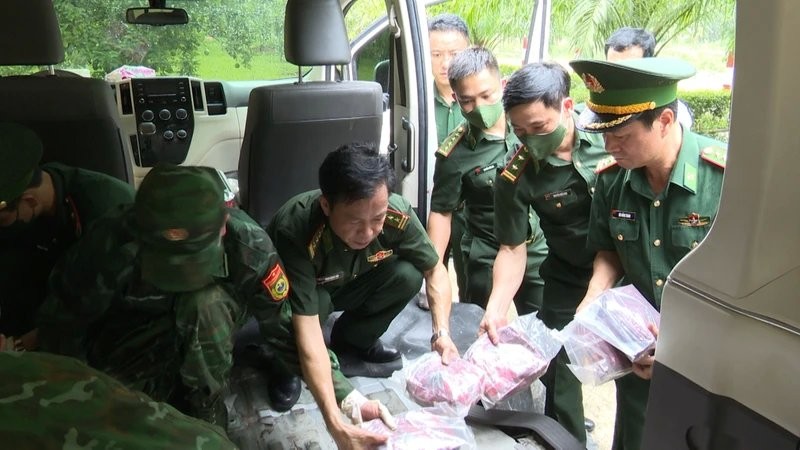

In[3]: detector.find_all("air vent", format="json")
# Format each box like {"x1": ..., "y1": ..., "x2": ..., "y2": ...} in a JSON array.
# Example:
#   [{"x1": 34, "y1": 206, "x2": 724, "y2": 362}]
[
  {"x1": 191, "y1": 80, "x2": 204, "y2": 111},
  {"x1": 204, "y1": 82, "x2": 226, "y2": 116},
  {"x1": 119, "y1": 82, "x2": 133, "y2": 115}
]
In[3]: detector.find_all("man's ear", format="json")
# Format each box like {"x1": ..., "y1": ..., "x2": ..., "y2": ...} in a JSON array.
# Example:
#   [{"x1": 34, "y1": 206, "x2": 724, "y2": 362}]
[
  {"x1": 563, "y1": 97, "x2": 575, "y2": 113},
  {"x1": 320, "y1": 196, "x2": 331, "y2": 217},
  {"x1": 659, "y1": 107, "x2": 676, "y2": 135}
]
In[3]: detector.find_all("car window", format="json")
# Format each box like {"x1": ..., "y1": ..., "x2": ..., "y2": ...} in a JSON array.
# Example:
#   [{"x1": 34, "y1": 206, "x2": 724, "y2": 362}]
[{"x1": 0, "y1": 0, "x2": 296, "y2": 81}]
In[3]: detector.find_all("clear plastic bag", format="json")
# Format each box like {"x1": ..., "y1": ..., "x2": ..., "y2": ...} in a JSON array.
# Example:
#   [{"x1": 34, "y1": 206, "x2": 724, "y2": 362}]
[
  {"x1": 464, "y1": 313, "x2": 561, "y2": 408},
  {"x1": 402, "y1": 352, "x2": 485, "y2": 415},
  {"x1": 362, "y1": 406, "x2": 477, "y2": 450},
  {"x1": 576, "y1": 284, "x2": 661, "y2": 362},
  {"x1": 562, "y1": 321, "x2": 632, "y2": 385}
]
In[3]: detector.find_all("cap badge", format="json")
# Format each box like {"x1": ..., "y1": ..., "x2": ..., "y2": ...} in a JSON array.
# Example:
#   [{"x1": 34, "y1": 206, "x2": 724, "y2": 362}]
[
  {"x1": 581, "y1": 73, "x2": 605, "y2": 93},
  {"x1": 162, "y1": 228, "x2": 190, "y2": 241}
]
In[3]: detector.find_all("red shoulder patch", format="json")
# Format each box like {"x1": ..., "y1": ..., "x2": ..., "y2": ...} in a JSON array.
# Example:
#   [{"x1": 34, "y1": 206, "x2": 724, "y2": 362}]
[
  {"x1": 261, "y1": 264, "x2": 289, "y2": 301},
  {"x1": 594, "y1": 155, "x2": 619, "y2": 174}
]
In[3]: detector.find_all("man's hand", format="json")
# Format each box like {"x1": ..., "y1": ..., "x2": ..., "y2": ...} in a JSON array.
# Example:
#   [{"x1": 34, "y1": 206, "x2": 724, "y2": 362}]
[
  {"x1": 478, "y1": 310, "x2": 508, "y2": 345},
  {"x1": 632, "y1": 324, "x2": 660, "y2": 380},
  {"x1": 329, "y1": 422, "x2": 389, "y2": 450},
  {"x1": 341, "y1": 390, "x2": 397, "y2": 429},
  {"x1": 432, "y1": 334, "x2": 459, "y2": 365}
]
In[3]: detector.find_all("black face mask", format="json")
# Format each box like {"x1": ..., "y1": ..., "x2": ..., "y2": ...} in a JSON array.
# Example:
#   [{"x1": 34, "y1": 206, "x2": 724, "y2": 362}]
[{"x1": 0, "y1": 206, "x2": 39, "y2": 239}]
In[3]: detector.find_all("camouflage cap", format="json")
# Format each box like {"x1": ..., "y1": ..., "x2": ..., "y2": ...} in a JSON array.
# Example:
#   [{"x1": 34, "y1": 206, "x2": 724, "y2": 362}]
[
  {"x1": 135, "y1": 164, "x2": 227, "y2": 292},
  {"x1": 569, "y1": 57, "x2": 696, "y2": 132},
  {"x1": 0, "y1": 122, "x2": 43, "y2": 210}
]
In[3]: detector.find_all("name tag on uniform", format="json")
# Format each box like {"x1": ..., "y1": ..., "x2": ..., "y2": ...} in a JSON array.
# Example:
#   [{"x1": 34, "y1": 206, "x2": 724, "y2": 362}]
[
  {"x1": 316, "y1": 272, "x2": 343, "y2": 285},
  {"x1": 473, "y1": 163, "x2": 498, "y2": 175},
  {"x1": 544, "y1": 189, "x2": 572, "y2": 200},
  {"x1": 611, "y1": 209, "x2": 636, "y2": 221}
]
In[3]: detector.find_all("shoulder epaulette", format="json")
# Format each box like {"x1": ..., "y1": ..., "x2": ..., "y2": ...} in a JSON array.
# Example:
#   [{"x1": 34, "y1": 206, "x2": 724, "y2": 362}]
[
  {"x1": 436, "y1": 123, "x2": 468, "y2": 158},
  {"x1": 499, "y1": 144, "x2": 532, "y2": 184},
  {"x1": 594, "y1": 155, "x2": 619, "y2": 174},
  {"x1": 384, "y1": 208, "x2": 410, "y2": 231},
  {"x1": 307, "y1": 223, "x2": 325, "y2": 259},
  {"x1": 700, "y1": 146, "x2": 727, "y2": 169}
]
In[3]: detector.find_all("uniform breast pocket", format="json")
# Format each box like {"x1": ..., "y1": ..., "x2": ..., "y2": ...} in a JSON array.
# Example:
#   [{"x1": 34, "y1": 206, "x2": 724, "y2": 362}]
[
  {"x1": 671, "y1": 224, "x2": 710, "y2": 250},
  {"x1": 465, "y1": 164, "x2": 498, "y2": 196},
  {"x1": 609, "y1": 218, "x2": 640, "y2": 243},
  {"x1": 538, "y1": 188, "x2": 578, "y2": 215}
]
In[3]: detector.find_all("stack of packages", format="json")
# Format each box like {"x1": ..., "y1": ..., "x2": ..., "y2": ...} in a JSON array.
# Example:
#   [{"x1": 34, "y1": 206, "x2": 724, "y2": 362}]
[
  {"x1": 368, "y1": 314, "x2": 561, "y2": 449},
  {"x1": 561, "y1": 285, "x2": 661, "y2": 385}
]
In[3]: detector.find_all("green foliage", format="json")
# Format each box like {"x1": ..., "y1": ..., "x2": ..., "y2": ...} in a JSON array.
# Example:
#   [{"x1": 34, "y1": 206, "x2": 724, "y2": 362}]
[
  {"x1": 681, "y1": 89, "x2": 731, "y2": 141},
  {"x1": 428, "y1": 0, "x2": 531, "y2": 51}
]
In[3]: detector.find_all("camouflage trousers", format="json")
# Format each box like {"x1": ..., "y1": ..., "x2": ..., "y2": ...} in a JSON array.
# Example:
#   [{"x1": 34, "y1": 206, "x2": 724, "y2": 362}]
[
  {"x1": 86, "y1": 284, "x2": 243, "y2": 425},
  {"x1": 0, "y1": 351, "x2": 236, "y2": 449}
]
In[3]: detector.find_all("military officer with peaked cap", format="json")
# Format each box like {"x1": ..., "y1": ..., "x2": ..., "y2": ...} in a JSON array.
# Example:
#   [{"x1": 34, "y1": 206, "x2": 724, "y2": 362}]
[
  {"x1": 0, "y1": 122, "x2": 134, "y2": 349},
  {"x1": 570, "y1": 57, "x2": 727, "y2": 450}
]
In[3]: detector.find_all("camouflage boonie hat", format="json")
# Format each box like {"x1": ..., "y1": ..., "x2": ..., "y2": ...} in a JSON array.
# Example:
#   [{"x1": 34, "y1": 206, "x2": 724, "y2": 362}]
[
  {"x1": 569, "y1": 57, "x2": 696, "y2": 132},
  {"x1": 135, "y1": 164, "x2": 227, "y2": 292},
  {"x1": 0, "y1": 122, "x2": 43, "y2": 210}
]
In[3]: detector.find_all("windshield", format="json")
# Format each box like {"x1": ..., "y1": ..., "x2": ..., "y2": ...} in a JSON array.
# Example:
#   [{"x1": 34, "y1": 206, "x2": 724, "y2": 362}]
[{"x1": 0, "y1": 0, "x2": 296, "y2": 81}]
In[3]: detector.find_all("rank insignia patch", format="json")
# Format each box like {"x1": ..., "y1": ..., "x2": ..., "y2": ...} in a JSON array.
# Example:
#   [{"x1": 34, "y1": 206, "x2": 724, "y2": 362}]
[
  {"x1": 261, "y1": 264, "x2": 289, "y2": 301},
  {"x1": 678, "y1": 212, "x2": 711, "y2": 227},
  {"x1": 367, "y1": 249, "x2": 393, "y2": 263}
]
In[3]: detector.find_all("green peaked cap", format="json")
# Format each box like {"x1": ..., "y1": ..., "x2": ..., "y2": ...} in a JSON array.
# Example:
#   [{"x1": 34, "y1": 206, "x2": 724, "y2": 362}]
[{"x1": 569, "y1": 57, "x2": 696, "y2": 132}]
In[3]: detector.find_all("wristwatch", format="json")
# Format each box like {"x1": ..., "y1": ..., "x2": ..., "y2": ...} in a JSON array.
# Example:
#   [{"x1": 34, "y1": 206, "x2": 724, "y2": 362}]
[{"x1": 430, "y1": 328, "x2": 449, "y2": 345}]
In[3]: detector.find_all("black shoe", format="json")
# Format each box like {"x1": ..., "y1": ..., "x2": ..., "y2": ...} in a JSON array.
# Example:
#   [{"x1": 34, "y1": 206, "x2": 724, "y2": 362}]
[
  {"x1": 268, "y1": 374, "x2": 301, "y2": 412},
  {"x1": 584, "y1": 418, "x2": 596, "y2": 433},
  {"x1": 331, "y1": 338, "x2": 401, "y2": 364}
]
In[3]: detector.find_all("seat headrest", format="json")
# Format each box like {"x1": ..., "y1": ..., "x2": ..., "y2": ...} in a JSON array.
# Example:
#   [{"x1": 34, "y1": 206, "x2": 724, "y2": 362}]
[
  {"x1": 284, "y1": 0, "x2": 351, "y2": 66},
  {"x1": 0, "y1": 0, "x2": 64, "y2": 66}
]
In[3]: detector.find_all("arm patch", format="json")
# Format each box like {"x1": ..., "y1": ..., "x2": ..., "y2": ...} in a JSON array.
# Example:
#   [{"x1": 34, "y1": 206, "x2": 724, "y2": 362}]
[
  {"x1": 436, "y1": 123, "x2": 468, "y2": 158},
  {"x1": 261, "y1": 264, "x2": 289, "y2": 301}
]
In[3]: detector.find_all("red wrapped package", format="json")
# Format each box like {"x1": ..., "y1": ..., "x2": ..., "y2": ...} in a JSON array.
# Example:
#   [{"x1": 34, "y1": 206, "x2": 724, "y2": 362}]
[
  {"x1": 362, "y1": 407, "x2": 476, "y2": 450},
  {"x1": 404, "y1": 352, "x2": 484, "y2": 413},
  {"x1": 576, "y1": 284, "x2": 661, "y2": 362},
  {"x1": 463, "y1": 314, "x2": 561, "y2": 408},
  {"x1": 562, "y1": 321, "x2": 632, "y2": 385}
]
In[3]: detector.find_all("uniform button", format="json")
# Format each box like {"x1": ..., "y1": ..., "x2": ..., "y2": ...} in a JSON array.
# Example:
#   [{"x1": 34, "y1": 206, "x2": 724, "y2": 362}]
[
  {"x1": 691, "y1": 241, "x2": 699, "y2": 248},
  {"x1": 575, "y1": 161, "x2": 582, "y2": 168},
  {"x1": 488, "y1": 179, "x2": 493, "y2": 185},
  {"x1": 617, "y1": 234, "x2": 624, "y2": 241},
  {"x1": 653, "y1": 200, "x2": 661, "y2": 207},
  {"x1": 655, "y1": 279, "x2": 664, "y2": 287},
  {"x1": 653, "y1": 239, "x2": 661, "y2": 247},
  {"x1": 556, "y1": 202, "x2": 562, "y2": 208},
  {"x1": 590, "y1": 187, "x2": 595, "y2": 194}
]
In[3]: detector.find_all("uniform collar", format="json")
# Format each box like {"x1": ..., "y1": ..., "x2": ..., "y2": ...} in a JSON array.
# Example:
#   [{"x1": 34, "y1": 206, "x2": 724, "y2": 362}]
[
  {"x1": 624, "y1": 128, "x2": 700, "y2": 196},
  {"x1": 465, "y1": 120, "x2": 512, "y2": 150},
  {"x1": 544, "y1": 112, "x2": 597, "y2": 167},
  {"x1": 433, "y1": 83, "x2": 453, "y2": 108}
]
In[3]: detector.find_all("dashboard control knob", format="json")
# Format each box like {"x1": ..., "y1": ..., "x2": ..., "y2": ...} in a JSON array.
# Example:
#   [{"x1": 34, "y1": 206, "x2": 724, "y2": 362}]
[
  {"x1": 159, "y1": 109, "x2": 171, "y2": 120},
  {"x1": 163, "y1": 130, "x2": 175, "y2": 140},
  {"x1": 175, "y1": 108, "x2": 188, "y2": 120},
  {"x1": 176, "y1": 129, "x2": 188, "y2": 139},
  {"x1": 141, "y1": 110, "x2": 154, "y2": 121}
]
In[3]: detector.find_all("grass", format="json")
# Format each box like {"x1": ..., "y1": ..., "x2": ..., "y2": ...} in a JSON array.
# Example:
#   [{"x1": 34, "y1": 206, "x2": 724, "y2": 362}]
[{"x1": 195, "y1": 38, "x2": 297, "y2": 81}]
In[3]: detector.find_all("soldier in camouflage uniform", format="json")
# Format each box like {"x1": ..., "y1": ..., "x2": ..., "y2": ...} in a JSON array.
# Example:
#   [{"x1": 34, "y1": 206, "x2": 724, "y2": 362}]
[
  {"x1": 36, "y1": 164, "x2": 289, "y2": 428},
  {"x1": 0, "y1": 349, "x2": 237, "y2": 449},
  {"x1": 0, "y1": 122, "x2": 134, "y2": 350},
  {"x1": 570, "y1": 58, "x2": 727, "y2": 450},
  {"x1": 264, "y1": 143, "x2": 458, "y2": 449},
  {"x1": 428, "y1": 47, "x2": 548, "y2": 312}
]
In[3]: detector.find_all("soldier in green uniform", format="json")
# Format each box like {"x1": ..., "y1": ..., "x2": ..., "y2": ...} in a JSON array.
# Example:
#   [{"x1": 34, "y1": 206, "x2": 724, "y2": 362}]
[
  {"x1": 570, "y1": 57, "x2": 727, "y2": 450},
  {"x1": 264, "y1": 143, "x2": 458, "y2": 449},
  {"x1": 0, "y1": 350, "x2": 237, "y2": 449},
  {"x1": 428, "y1": 47, "x2": 548, "y2": 312},
  {"x1": 37, "y1": 164, "x2": 289, "y2": 428},
  {"x1": 478, "y1": 62, "x2": 608, "y2": 443},
  {"x1": 427, "y1": 13, "x2": 471, "y2": 303},
  {"x1": 0, "y1": 122, "x2": 134, "y2": 351}
]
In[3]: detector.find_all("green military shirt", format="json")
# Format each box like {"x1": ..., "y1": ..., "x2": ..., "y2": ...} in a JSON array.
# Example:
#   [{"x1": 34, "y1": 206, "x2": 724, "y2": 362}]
[
  {"x1": 37, "y1": 207, "x2": 287, "y2": 359},
  {"x1": 0, "y1": 162, "x2": 134, "y2": 337},
  {"x1": 432, "y1": 123, "x2": 537, "y2": 243},
  {"x1": 495, "y1": 116, "x2": 608, "y2": 271},
  {"x1": 434, "y1": 84, "x2": 465, "y2": 145},
  {"x1": 587, "y1": 131, "x2": 727, "y2": 307},
  {"x1": 267, "y1": 190, "x2": 439, "y2": 316},
  {"x1": 0, "y1": 352, "x2": 236, "y2": 449}
]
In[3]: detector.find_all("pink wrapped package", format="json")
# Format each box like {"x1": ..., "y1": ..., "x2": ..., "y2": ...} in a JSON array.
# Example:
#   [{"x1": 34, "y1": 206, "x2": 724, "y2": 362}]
[
  {"x1": 404, "y1": 352, "x2": 484, "y2": 413},
  {"x1": 562, "y1": 321, "x2": 632, "y2": 385},
  {"x1": 576, "y1": 284, "x2": 661, "y2": 362},
  {"x1": 104, "y1": 65, "x2": 156, "y2": 82},
  {"x1": 464, "y1": 314, "x2": 561, "y2": 408},
  {"x1": 362, "y1": 407, "x2": 476, "y2": 450}
]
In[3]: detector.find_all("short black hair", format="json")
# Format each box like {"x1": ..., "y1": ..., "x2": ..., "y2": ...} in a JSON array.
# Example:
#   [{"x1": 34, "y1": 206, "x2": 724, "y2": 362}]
[
  {"x1": 448, "y1": 47, "x2": 499, "y2": 88},
  {"x1": 635, "y1": 100, "x2": 679, "y2": 130},
  {"x1": 605, "y1": 27, "x2": 656, "y2": 58},
  {"x1": 319, "y1": 142, "x2": 395, "y2": 206},
  {"x1": 503, "y1": 62, "x2": 570, "y2": 112},
  {"x1": 428, "y1": 13, "x2": 469, "y2": 40},
  {"x1": 1, "y1": 167, "x2": 43, "y2": 212}
]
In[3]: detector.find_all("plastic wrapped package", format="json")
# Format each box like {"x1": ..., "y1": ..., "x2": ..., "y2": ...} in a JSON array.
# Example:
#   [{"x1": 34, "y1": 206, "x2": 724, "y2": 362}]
[
  {"x1": 576, "y1": 284, "x2": 661, "y2": 362},
  {"x1": 562, "y1": 321, "x2": 632, "y2": 385},
  {"x1": 464, "y1": 313, "x2": 561, "y2": 408},
  {"x1": 104, "y1": 65, "x2": 156, "y2": 82},
  {"x1": 362, "y1": 406, "x2": 477, "y2": 450},
  {"x1": 403, "y1": 352, "x2": 485, "y2": 414}
]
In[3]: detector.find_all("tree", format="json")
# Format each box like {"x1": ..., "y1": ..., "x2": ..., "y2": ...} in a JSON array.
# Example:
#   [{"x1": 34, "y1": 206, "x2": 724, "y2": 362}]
[
  {"x1": 428, "y1": 0, "x2": 532, "y2": 50},
  {"x1": 552, "y1": 0, "x2": 736, "y2": 58}
]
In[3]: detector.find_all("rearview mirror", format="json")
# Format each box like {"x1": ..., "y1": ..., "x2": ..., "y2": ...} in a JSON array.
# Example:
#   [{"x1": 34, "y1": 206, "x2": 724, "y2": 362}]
[{"x1": 125, "y1": 7, "x2": 189, "y2": 26}]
